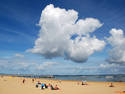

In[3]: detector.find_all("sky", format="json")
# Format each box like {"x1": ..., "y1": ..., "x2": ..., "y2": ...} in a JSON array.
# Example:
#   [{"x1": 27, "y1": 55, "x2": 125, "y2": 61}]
[{"x1": 0, "y1": 0, "x2": 125, "y2": 75}]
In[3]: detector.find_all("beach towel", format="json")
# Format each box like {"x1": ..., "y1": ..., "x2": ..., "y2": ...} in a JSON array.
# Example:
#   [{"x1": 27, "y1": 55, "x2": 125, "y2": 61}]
[{"x1": 115, "y1": 91, "x2": 123, "y2": 93}]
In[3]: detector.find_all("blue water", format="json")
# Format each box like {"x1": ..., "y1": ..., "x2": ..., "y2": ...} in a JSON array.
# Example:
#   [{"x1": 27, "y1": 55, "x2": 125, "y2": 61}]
[
  {"x1": 53, "y1": 75, "x2": 125, "y2": 82},
  {"x1": 19, "y1": 74, "x2": 125, "y2": 82}
]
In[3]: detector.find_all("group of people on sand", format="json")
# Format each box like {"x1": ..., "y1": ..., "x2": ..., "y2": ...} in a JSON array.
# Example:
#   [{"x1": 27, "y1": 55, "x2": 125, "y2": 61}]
[
  {"x1": 35, "y1": 81, "x2": 59, "y2": 90},
  {"x1": 22, "y1": 78, "x2": 115, "y2": 91},
  {"x1": 77, "y1": 80, "x2": 88, "y2": 85},
  {"x1": 78, "y1": 80, "x2": 115, "y2": 88},
  {"x1": 22, "y1": 79, "x2": 60, "y2": 90}
]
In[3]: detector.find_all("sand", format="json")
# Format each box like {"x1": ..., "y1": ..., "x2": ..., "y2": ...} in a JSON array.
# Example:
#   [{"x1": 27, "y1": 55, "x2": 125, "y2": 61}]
[{"x1": 0, "y1": 75, "x2": 125, "y2": 94}]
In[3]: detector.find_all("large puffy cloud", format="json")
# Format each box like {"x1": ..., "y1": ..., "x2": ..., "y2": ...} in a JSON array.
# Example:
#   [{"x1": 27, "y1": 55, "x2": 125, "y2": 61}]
[
  {"x1": 28, "y1": 4, "x2": 105, "y2": 63},
  {"x1": 107, "y1": 28, "x2": 125, "y2": 64}
]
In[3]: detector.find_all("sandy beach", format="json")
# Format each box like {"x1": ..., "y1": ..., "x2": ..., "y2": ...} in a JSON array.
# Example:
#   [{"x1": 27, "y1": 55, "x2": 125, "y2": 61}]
[{"x1": 0, "y1": 75, "x2": 125, "y2": 94}]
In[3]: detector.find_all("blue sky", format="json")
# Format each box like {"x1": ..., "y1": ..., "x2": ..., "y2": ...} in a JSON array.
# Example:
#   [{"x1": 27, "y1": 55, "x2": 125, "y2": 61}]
[{"x1": 0, "y1": 0, "x2": 125, "y2": 75}]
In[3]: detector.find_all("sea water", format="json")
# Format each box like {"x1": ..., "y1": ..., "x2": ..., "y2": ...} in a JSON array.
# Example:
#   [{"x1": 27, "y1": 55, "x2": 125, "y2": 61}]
[
  {"x1": 53, "y1": 75, "x2": 125, "y2": 82},
  {"x1": 19, "y1": 74, "x2": 125, "y2": 82}
]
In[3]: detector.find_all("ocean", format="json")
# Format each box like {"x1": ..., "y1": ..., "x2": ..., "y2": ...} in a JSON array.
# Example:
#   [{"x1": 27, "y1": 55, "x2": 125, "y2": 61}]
[
  {"x1": 53, "y1": 75, "x2": 125, "y2": 82},
  {"x1": 19, "y1": 74, "x2": 125, "y2": 82}
]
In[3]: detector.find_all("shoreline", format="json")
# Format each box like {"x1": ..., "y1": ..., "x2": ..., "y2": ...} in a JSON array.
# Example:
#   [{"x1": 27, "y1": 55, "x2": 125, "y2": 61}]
[{"x1": 0, "y1": 74, "x2": 124, "y2": 82}]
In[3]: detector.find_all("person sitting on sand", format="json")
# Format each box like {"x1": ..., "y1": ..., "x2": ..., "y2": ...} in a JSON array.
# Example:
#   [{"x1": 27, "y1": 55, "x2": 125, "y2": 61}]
[
  {"x1": 44, "y1": 83, "x2": 48, "y2": 88},
  {"x1": 109, "y1": 83, "x2": 114, "y2": 87},
  {"x1": 82, "y1": 82, "x2": 86, "y2": 85},
  {"x1": 41, "y1": 83, "x2": 45, "y2": 89},
  {"x1": 36, "y1": 82, "x2": 39, "y2": 88},
  {"x1": 54, "y1": 85, "x2": 59, "y2": 90},
  {"x1": 38, "y1": 81, "x2": 41, "y2": 84},
  {"x1": 48, "y1": 83, "x2": 51, "y2": 89},
  {"x1": 82, "y1": 80, "x2": 87, "y2": 85},
  {"x1": 50, "y1": 84, "x2": 55, "y2": 90}
]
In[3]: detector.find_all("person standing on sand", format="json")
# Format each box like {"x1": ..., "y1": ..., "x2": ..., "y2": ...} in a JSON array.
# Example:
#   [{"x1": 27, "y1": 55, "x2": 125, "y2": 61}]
[
  {"x1": 22, "y1": 79, "x2": 25, "y2": 84},
  {"x1": 32, "y1": 79, "x2": 34, "y2": 83}
]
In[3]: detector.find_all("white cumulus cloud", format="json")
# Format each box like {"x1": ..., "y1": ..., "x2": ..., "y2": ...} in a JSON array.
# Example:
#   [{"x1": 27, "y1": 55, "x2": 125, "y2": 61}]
[
  {"x1": 107, "y1": 28, "x2": 125, "y2": 64},
  {"x1": 27, "y1": 4, "x2": 105, "y2": 63},
  {"x1": 15, "y1": 53, "x2": 24, "y2": 58},
  {"x1": 37, "y1": 62, "x2": 58, "y2": 70}
]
